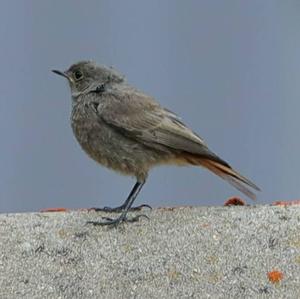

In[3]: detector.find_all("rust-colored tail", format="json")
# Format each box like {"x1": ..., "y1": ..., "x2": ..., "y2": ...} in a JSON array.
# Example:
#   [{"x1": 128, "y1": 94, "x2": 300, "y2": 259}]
[{"x1": 181, "y1": 154, "x2": 260, "y2": 200}]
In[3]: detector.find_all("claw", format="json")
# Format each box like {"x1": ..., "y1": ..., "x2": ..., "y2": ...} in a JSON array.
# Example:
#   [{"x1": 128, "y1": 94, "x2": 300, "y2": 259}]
[
  {"x1": 86, "y1": 213, "x2": 149, "y2": 227},
  {"x1": 89, "y1": 204, "x2": 152, "y2": 213},
  {"x1": 134, "y1": 204, "x2": 152, "y2": 210}
]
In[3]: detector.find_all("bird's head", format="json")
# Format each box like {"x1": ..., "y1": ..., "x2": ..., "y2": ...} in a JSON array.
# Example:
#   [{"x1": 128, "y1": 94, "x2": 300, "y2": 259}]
[{"x1": 52, "y1": 60, "x2": 124, "y2": 96}]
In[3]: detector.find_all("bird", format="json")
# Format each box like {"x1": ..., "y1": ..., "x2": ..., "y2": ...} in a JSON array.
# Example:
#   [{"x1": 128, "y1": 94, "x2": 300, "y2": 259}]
[{"x1": 52, "y1": 61, "x2": 260, "y2": 226}]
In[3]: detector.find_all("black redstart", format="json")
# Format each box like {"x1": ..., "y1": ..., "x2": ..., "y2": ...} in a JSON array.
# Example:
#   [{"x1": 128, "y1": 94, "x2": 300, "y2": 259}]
[{"x1": 52, "y1": 61, "x2": 260, "y2": 226}]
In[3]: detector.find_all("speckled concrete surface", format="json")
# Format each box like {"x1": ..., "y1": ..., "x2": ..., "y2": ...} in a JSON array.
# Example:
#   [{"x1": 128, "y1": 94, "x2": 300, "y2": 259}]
[{"x1": 0, "y1": 206, "x2": 299, "y2": 298}]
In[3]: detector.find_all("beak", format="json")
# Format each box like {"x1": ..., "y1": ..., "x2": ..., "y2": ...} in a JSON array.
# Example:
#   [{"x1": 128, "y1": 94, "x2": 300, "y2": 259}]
[{"x1": 52, "y1": 69, "x2": 69, "y2": 80}]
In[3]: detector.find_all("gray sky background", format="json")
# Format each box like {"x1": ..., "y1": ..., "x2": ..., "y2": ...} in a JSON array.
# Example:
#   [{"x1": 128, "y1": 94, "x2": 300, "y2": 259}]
[{"x1": 1, "y1": 1, "x2": 300, "y2": 212}]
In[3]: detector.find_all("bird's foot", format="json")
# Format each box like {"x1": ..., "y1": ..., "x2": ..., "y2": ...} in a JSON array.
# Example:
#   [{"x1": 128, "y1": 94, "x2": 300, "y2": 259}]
[
  {"x1": 86, "y1": 214, "x2": 149, "y2": 227},
  {"x1": 89, "y1": 204, "x2": 152, "y2": 213}
]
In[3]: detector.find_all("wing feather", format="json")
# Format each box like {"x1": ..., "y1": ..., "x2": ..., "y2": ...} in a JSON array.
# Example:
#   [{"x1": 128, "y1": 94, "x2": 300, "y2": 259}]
[{"x1": 97, "y1": 87, "x2": 219, "y2": 161}]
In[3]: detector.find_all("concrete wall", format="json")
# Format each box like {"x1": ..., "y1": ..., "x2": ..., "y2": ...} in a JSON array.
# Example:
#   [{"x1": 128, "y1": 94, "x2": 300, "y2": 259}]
[{"x1": 0, "y1": 206, "x2": 299, "y2": 298}]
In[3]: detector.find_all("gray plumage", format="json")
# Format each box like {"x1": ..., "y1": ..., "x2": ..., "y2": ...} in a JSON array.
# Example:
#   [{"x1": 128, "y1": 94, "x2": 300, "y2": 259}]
[{"x1": 52, "y1": 61, "x2": 260, "y2": 225}]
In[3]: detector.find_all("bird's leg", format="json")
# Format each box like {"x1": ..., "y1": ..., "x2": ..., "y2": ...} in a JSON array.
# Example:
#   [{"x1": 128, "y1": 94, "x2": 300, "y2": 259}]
[
  {"x1": 87, "y1": 180, "x2": 149, "y2": 226},
  {"x1": 90, "y1": 182, "x2": 151, "y2": 212}
]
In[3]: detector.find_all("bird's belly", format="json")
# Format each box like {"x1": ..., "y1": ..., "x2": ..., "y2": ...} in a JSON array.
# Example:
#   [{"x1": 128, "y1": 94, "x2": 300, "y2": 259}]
[{"x1": 71, "y1": 117, "x2": 171, "y2": 179}]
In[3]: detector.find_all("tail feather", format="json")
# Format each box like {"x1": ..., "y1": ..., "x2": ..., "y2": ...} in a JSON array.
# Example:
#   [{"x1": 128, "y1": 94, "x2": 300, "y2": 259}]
[
  {"x1": 182, "y1": 155, "x2": 260, "y2": 200},
  {"x1": 200, "y1": 159, "x2": 260, "y2": 200}
]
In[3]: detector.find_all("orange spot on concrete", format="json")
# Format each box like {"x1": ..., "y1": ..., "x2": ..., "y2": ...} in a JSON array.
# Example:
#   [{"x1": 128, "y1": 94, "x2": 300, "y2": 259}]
[
  {"x1": 224, "y1": 197, "x2": 246, "y2": 206},
  {"x1": 40, "y1": 207, "x2": 69, "y2": 212},
  {"x1": 200, "y1": 223, "x2": 211, "y2": 228},
  {"x1": 268, "y1": 270, "x2": 283, "y2": 283},
  {"x1": 272, "y1": 199, "x2": 300, "y2": 206}
]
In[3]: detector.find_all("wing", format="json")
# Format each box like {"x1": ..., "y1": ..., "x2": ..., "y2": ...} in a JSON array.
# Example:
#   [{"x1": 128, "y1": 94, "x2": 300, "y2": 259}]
[{"x1": 96, "y1": 85, "x2": 224, "y2": 163}]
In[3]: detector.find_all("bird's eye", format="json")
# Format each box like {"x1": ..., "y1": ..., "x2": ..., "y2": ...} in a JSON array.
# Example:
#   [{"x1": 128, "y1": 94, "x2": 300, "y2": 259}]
[{"x1": 74, "y1": 70, "x2": 83, "y2": 80}]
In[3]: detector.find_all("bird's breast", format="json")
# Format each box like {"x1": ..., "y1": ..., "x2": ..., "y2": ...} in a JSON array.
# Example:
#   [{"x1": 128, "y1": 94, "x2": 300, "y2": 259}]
[{"x1": 71, "y1": 103, "x2": 110, "y2": 161}]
